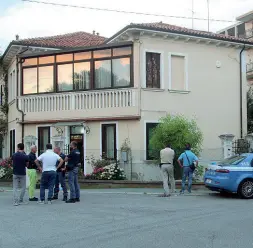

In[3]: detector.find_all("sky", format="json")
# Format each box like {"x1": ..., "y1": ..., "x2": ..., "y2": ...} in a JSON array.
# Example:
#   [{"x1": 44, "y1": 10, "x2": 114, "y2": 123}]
[{"x1": 0, "y1": 0, "x2": 252, "y2": 54}]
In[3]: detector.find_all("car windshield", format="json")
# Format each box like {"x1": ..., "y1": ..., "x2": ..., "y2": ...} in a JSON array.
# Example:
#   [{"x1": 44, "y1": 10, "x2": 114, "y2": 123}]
[{"x1": 219, "y1": 155, "x2": 247, "y2": 166}]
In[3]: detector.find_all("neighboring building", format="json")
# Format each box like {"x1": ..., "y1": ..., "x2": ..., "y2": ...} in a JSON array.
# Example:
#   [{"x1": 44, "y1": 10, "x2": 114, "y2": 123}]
[
  {"x1": 217, "y1": 10, "x2": 253, "y2": 83},
  {"x1": 1, "y1": 23, "x2": 253, "y2": 180}
]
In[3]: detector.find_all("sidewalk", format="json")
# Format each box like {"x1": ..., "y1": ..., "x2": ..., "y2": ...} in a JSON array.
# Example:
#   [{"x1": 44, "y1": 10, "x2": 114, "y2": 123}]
[{"x1": 0, "y1": 187, "x2": 210, "y2": 196}]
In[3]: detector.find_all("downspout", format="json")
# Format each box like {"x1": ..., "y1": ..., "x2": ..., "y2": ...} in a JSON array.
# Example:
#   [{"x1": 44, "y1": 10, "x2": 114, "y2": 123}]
[
  {"x1": 16, "y1": 47, "x2": 29, "y2": 142},
  {"x1": 239, "y1": 44, "x2": 245, "y2": 139}
]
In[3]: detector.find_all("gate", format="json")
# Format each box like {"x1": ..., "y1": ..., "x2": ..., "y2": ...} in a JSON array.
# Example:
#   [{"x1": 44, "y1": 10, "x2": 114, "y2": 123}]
[{"x1": 232, "y1": 139, "x2": 250, "y2": 154}]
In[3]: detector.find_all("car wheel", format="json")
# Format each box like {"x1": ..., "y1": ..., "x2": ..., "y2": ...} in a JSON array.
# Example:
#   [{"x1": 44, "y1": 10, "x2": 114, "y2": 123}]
[{"x1": 238, "y1": 179, "x2": 253, "y2": 199}]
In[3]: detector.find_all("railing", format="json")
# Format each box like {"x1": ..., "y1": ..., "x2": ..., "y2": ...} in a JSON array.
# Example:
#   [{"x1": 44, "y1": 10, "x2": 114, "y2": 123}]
[
  {"x1": 247, "y1": 62, "x2": 253, "y2": 73},
  {"x1": 18, "y1": 89, "x2": 137, "y2": 113}
]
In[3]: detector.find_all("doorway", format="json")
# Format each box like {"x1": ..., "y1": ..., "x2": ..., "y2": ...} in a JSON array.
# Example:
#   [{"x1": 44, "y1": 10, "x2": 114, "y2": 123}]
[{"x1": 70, "y1": 126, "x2": 84, "y2": 164}]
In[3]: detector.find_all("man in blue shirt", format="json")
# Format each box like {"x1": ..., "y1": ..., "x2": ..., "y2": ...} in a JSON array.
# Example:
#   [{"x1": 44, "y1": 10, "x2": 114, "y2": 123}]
[
  {"x1": 12, "y1": 143, "x2": 29, "y2": 206},
  {"x1": 178, "y1": 143, "x2": 199, "y2": 194},
  {"x1": 65, "y1": 141, "x2": 81, "y2": 203},
  {"x1": 52, "y1": 147, "x2": 68, "y2": 201}
]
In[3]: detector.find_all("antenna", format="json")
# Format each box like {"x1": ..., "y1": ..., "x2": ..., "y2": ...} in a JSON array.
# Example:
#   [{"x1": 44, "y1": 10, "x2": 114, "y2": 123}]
[{"x1": 207, "y1": 0, "x2": 210, "y2": 31}]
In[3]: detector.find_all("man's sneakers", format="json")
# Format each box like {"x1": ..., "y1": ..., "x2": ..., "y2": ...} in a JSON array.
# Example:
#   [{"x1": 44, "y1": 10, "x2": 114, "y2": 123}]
[
  {"x1": 29, "y1": 197, "x2": 38, "y2": 202},
  {"x1": 63, "y1": 196, "x2": 68, "y2": 202},
  {"x1": 38, "y1": 200, "x2": 45, "y2": 204},
  {"x1": 66, "y1": 198, "x2": 76, "y2": 203},
  {"x1": 75, "y1": 198, "x2": 80, "y2": 202},
  {"x1": 52, "y1": 195, "x2": 58, "y2": 200},
  {"x1": 19, "y1": 200, "x2": 28, "y2": 205},
  {"x1": 13, "y1": 202, "x2": 19, "y2": 206}
]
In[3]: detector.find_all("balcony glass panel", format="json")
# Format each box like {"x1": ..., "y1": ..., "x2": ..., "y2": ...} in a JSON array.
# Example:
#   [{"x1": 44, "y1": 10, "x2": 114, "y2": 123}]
[
  {"x1": 57, "y1": 64, "x2": 73, "y2": 91},
  {"x1": 39, "y1": 56, "x2": 55, "y2": 65},
  {"x1": 93, "y1": 49, "x2": 111, "y2": 59},
  {"x1": 112, "y1": 58, "x2": 130, "y2": 87},
  {"x1": 23, "y1": 68, "x2": 37, "y2": 94},
  {"x1": 74, "y1": 62, "x2": 91, "y2": 90},
  {"x1": 56, "y1": 54, "x2": 73, "y2": 63},
  {"x1": 95, "y1": 60, "x2": 111, "y2": 88},
  {"x1": 113, "y1": 47, "x2": 131, "y2": 57},
  {"x1": 74, "y1": 52, "x2": 91, "y2": 61},
  {"x1": 23, "y1": 58, "x2": 37, "y2": 66},
  {"x1": 38, "y1": 66, "x2": 54, "y2": 93}
]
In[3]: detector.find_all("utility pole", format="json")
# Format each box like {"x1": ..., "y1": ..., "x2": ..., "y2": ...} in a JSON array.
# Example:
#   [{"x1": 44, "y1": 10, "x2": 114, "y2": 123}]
[
  {"x1": 192, "y1": 0, "x2": 194, "y2": 29},
  {"x1": 207, "y1": 0, "x2": 210, "y2": 31}
]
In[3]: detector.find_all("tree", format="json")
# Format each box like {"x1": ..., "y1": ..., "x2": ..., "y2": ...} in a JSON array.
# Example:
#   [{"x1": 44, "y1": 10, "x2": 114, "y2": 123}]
[
  {"x1": 149, "y1": 114, "x2": 203, "y2": 179},
  {"x1": 247, "y1": 87, "x2": 253, "y2": 133}
]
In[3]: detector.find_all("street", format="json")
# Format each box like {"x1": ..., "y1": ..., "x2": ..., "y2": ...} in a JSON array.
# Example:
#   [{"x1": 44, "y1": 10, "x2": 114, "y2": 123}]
[{"x1": 1, "y1": 189, "x2": 253, "y2": 248}]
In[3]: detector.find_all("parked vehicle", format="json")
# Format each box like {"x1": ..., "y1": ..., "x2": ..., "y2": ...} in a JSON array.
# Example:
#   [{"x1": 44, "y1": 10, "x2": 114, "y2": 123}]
[{"x1": 204, "y1": 154, "x2": 253, "y2": 199}]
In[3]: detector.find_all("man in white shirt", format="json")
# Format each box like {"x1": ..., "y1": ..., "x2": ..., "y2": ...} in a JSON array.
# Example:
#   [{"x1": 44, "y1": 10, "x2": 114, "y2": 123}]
[
  {"x1": 159, "y1": 144, "x2": 175, "y2": 197},
  {"x1": 35, "y1": 144, "x2": 64, "y2": 204}
]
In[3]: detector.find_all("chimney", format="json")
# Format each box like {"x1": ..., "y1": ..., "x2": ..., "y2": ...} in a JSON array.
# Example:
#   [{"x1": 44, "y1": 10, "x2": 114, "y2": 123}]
[
  {"x1": 15, "y1": 34, "x2": 19, "y2": 40},
  {"x1": 96, "y1": 32, "x2": 99, "y2": 36},
  {"x1": 93, "y1": 30, "x2": 95, "y2": 35}
]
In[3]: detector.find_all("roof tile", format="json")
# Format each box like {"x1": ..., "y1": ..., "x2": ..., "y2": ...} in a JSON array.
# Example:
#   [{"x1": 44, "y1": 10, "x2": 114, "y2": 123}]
[{"x1": 14, "y1": 31, "x2": 106, "y2": 48}]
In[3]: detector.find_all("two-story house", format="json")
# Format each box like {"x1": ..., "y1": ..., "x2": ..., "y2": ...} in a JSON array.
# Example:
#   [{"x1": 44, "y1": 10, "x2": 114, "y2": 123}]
[{"x1": 1, "y1": 22, "x2": 253, "y2": 180}]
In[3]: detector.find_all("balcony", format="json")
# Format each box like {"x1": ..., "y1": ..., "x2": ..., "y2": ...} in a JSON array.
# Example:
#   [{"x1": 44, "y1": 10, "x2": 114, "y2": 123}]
[
  {"x1": 247, "y1": 62, "x2": 253, "y2": 81},
  {"x1": 18, "y1": 88, "x2": 139, "y2": 122}
]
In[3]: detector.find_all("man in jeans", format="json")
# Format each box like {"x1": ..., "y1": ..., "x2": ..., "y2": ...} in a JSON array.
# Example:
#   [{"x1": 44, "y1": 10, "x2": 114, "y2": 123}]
[
  {"x1": 178, "y1": 143, "x2": 199, "y2": 194},
  {"x1": 65, "y1": 141, "x2": 81, "y2": 203},
  {"x1": 52, "y1": 147, "x2": 68, "y2": 201},
  {"x1": 159, "y1": 144, "x2": 175, "y2": 197},
  {"x1": 27, "y1": 145, "x2": 38, "y2": 201},
  {"x1": 12, "y1": 143, "x2": 29, "y2": 206},
  {"x1": 35, "y1": 144, "x2": 64, "y2": 204}
]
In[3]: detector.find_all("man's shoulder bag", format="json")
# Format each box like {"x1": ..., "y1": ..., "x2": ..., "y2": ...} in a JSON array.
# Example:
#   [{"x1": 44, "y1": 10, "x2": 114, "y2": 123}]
[{"x1": 185, "y1": 152, "x2": 196, "y2": 172}]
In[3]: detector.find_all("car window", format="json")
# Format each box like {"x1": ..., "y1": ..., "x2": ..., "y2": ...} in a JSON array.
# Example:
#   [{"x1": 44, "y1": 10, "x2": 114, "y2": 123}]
[{"x1": 219, "y1": 155, "x2": 247, "y2": 166}]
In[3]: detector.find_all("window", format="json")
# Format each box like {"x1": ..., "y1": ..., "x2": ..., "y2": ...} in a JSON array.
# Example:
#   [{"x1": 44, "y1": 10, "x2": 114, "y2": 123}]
[
  {"x1": 23, "y1": 68, "x2": 37, "y2": 94},
  {"x1": 39, "y1": 66, "x2": 54, "y2": 93},
  {"x1": 38, "y1": 127, "x2": 50, "y2": 155},
  {"x1": 57, "y1": 64, "x2": 73, "y2": 92},
  {"x1": 22, "y1": 45, "x2": 133, "y2": 95},
  {"x1": 146, "y1": 52, "x2": 161, "y2": 88},
  {"x1": 8, "y1": 71, "x2": 16, "y2": 102},
  {"x1": 10, "y1": 129, "x2": 15, "y2": 157},
  {"x1": 95, "y1": 60, "x2": 112, "y2": 89},
  {"x1": 146, "y1": 123, "x2": 159, "y2": 160},
  {"x1": 112, "y1": 58, "x2": 130, "y2": 87},
  {"x1": 101, "y1": 124, "x2": 117, "y2": 160},
  {"x1": 169, "y1": 54, "x2": 188, "y2": 91},
  {"x1": 74, "y1": 62, "x2": 91, "y2": 90}
]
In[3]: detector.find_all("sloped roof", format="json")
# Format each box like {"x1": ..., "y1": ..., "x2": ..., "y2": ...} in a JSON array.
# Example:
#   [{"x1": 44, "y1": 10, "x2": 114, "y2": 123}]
[
  {"x1": 14, "y1": 31, "x2": 106, "y2": 48},
  {"x1": 107, "y1": 22, "x2": 253, "y2": 45}
]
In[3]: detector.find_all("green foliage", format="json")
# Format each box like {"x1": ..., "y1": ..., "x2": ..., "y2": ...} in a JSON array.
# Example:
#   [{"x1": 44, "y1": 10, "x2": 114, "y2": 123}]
[
  {"x1": 193, "y1": 164, "x2": 204, "y2": 182},
  {"x1": 247, "y1": 87, "x2": 253, "y2": 133},
  {"x1": 150, "y1": 114, "x2": 203, "y2": 159}
]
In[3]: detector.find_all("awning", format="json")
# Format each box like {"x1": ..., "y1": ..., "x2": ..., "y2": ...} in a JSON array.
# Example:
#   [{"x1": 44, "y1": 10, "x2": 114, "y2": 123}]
[{"x1": 52, "y1": 121, "x2": 84, "y2": 127}]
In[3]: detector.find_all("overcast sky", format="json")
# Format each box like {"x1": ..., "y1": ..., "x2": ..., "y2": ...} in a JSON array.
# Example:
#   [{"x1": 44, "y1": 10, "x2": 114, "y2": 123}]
[{"x1": 0, "y1": 0, "x2": 252, "y2": 53}]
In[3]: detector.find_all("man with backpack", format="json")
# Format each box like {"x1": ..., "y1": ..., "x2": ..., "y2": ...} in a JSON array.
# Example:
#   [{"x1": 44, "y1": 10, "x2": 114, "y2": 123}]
[{"x1": 178, "y1": 143, "x2": 199, "y2": 194}]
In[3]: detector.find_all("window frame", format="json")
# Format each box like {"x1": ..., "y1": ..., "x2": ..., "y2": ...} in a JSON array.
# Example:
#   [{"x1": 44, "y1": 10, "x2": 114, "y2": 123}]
[
  {"x1": 143, "y1": 50, "x2": 164, "y2": 89},
  {"x1": 168, "y1": 52, "x2": 189, "y2": 92},
  {"x1": 101, "y1": 122, "x2": 118, "y2": 160},
  {"x1": 21, "y1": 45, "x2": 133, "y2": 96},
  {"x1": 37, "y1": 126, "x2": 51, "y2": 156},
  {"x1": 145, "y1": 121, "x2": 159, "y2": 160},
  {"x1": 9, "y1": 129, "x2": 16, "y2": 157}
]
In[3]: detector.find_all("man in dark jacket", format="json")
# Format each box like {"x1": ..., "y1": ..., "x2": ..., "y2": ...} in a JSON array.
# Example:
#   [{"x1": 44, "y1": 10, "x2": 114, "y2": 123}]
[
  {"x1": 53, "y1": 147, "x2": 68, "y2": 201},
  {"x1": 65, "y1": 141, "x2": 81, "y2": 203},
  {"x1": 27, "y1": 145, "x2": 38, "y2": 201}
]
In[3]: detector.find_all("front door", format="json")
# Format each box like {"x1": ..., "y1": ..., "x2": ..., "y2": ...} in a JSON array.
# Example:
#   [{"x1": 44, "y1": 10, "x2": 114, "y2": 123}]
[
  {"x1": 38, "y1": 126, "x2": 51, "y2": 155},
  {"x1": 70, "y1": 126, "x2": 84, "y2": 164}
]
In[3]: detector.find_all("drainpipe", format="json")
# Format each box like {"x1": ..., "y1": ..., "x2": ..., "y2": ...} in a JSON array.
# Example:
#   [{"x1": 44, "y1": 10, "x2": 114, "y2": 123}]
[
  {"x1": 16, "y1": 47, "x2": 29, "y2": 142},
  {"x1": 239, "y1": 44, "x2": 246, "y2": 139}
]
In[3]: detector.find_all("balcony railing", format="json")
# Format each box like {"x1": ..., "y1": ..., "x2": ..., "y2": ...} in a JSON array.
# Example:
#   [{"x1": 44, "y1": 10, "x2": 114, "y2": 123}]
[
  {"x1": 247, "y1": 62, "x2": 253, "y2": 73},
  {"x1": 18, "y1": 89, "x2": 137, "y2": 113}
]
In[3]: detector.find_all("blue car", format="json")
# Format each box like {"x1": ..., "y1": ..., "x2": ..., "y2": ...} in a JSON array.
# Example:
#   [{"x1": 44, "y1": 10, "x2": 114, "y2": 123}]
[{"x1": 204, "y1": 153, "x2": 253, "y2": 199}]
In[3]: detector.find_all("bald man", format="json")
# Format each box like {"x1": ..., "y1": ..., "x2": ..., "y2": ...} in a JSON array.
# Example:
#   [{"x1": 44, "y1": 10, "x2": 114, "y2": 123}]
[{"x1": 27, "y1": 145, "x2": 38, "y2": 201}]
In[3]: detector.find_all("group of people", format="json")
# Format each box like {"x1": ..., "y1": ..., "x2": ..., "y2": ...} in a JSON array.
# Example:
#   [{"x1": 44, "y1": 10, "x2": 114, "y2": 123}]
[
  {"x1": 159, "y1": 143, "x2": 199, "y2": 197},
  {"x1": 12, "y1": 141, "x2": 81, "y2": 206}
]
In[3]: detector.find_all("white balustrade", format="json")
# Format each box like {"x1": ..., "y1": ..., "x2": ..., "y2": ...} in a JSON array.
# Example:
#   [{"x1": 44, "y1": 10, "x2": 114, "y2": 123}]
[{"x1": 18, "y1": 89, "x2": 136, "y2": 113}]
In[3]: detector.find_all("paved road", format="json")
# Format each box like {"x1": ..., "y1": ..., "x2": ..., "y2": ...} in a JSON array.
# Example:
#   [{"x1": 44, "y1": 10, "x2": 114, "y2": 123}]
[{"x1": 1, "y1": 190, "x2": 253, "y2": 248}]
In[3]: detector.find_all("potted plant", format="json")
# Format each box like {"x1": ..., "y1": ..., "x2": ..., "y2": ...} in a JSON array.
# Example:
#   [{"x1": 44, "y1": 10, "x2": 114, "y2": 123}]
[{"x1": 120, "y1": 138, "x2": 131, "y2": 162}]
